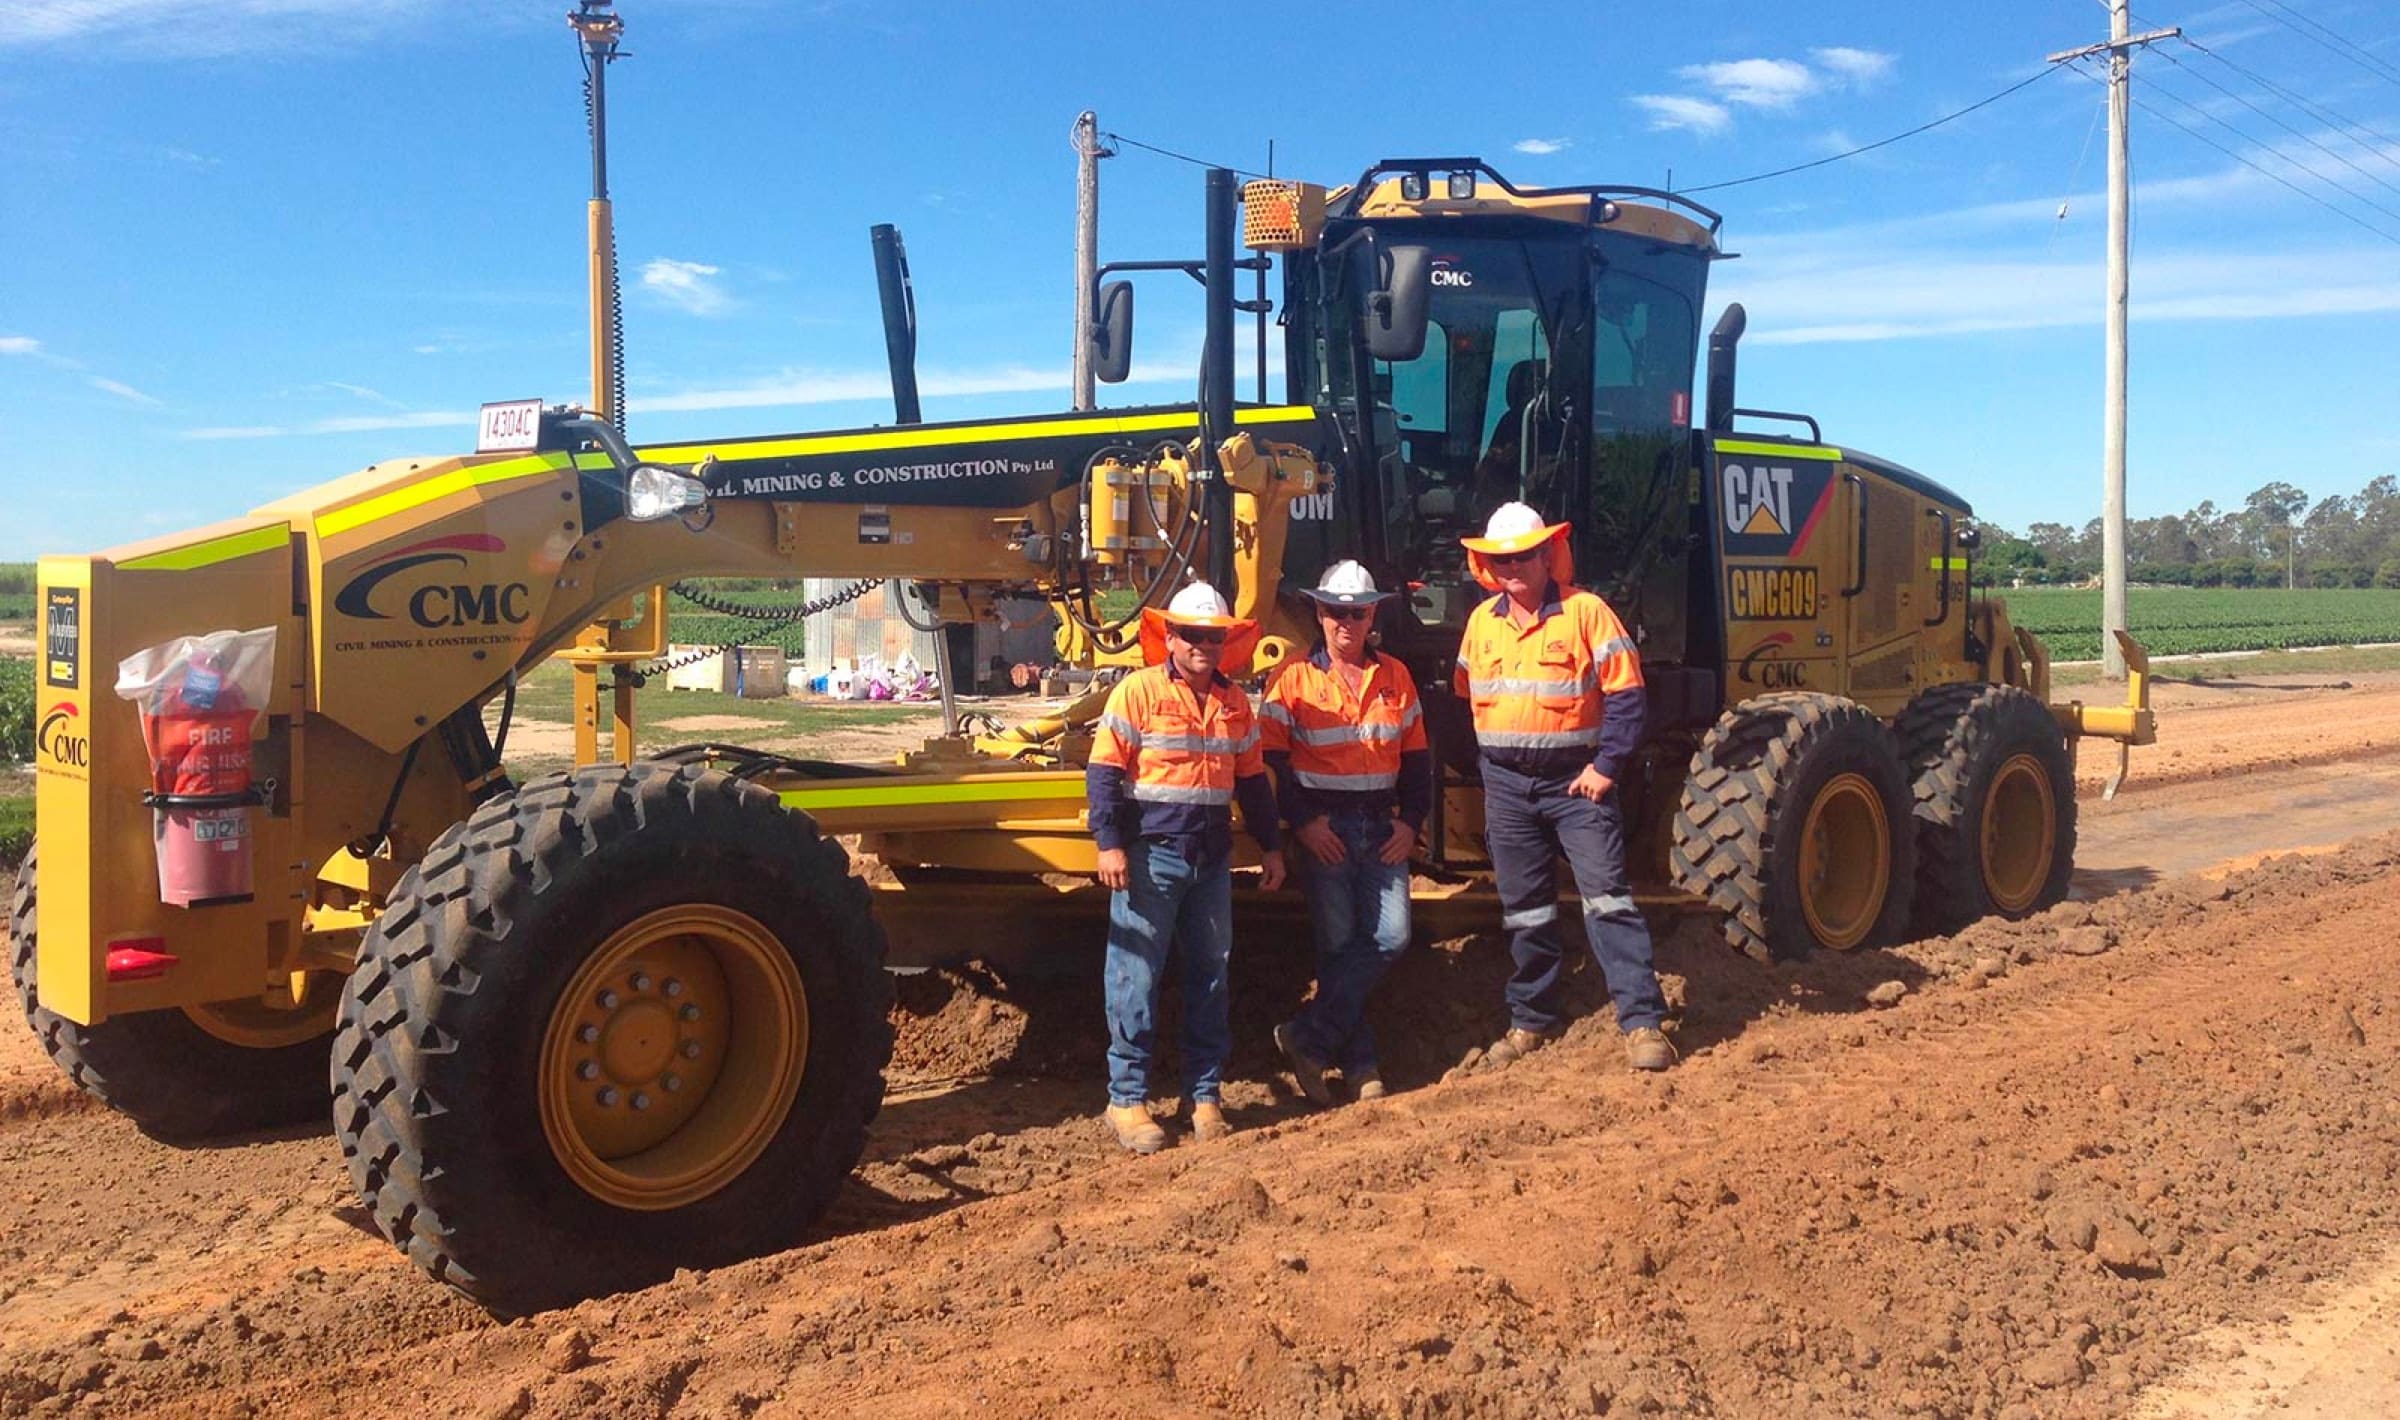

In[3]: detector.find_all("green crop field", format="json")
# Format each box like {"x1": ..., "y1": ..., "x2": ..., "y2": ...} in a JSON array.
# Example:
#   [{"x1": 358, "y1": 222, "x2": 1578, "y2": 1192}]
[{"x1": 1999, "y1": 587, "x2": 2400, "y2": 661}]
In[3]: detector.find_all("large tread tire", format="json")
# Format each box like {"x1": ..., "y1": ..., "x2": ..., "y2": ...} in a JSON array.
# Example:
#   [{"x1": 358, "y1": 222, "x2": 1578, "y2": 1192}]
[
  {"x1": 331, "y1": 762, "x2": 892, "y2": 1315},
  {"x1": 1897, "y1": 682, "x2": 2077, "y2": 936},
  {"x1": 9, "y1": 845, "x2": 337, "y2": 1140},
  {"x1": 1670, "y1": 692, "x2": 1917, "y2": 964}
]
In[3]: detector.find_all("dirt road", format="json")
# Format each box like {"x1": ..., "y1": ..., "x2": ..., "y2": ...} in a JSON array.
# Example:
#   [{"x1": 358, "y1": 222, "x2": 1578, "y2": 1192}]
[{"x1": 6, "y1": 675, "x2": 2400, "y2": 1418}]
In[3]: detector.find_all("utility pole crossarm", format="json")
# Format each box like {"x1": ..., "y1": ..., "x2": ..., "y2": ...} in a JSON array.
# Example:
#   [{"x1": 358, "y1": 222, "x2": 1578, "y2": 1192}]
[{"x1": 2046, "y1": 27, "x2": 2180, "y2": 65}]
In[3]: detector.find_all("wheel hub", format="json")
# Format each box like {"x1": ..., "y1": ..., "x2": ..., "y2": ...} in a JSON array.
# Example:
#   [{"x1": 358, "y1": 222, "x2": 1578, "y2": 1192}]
[
  {"x1": 1981, "y1": 752, "x2": 2057, "y2": 914},
  {"x1": 540, "y1": 904, "x2": 806, "y2": 1210},
  {"x1": 1797, "y1": 772, "x2": 1891, "y2": 950}
]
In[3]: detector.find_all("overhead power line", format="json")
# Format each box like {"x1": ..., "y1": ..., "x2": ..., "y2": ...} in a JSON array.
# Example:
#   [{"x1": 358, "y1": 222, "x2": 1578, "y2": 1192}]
[
  {"x1": 1678, "y1": 66, "x2": 2063, "y2": 194},
  {"x1": 2233, "y1": 0, "x2": 2400, "y2": 92},
  {"x1": 2147, "y1": 42, "x2": 2400, "y2": 201},
  {"x1": 2064, "y1": 56, "x2": 2400, "y2": 244},
  {"x1": 2153, "y1": 24, "x2": 2400, "y2": 173},
  {"x1": 1103, "y1": 131, "x2": 1266, "y2": 180}
]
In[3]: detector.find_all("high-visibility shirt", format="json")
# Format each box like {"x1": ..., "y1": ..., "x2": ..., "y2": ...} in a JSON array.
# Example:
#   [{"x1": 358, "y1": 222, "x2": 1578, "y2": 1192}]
[
  {"x1": 1453, "y1": 582, "x2": 1648, "y2": 780},
  {"x1": 1086, "y1": 663, "x2": 1281, "y2": 860},
  {"x1": 1259, "y1": 648, "x2": 1434, "y2": 830}
]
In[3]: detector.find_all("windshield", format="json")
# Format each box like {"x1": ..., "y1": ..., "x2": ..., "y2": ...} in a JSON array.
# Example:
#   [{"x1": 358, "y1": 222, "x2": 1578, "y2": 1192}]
[{"x1": 1319, "y1": 226, "x2": 1706, "y2": 646}]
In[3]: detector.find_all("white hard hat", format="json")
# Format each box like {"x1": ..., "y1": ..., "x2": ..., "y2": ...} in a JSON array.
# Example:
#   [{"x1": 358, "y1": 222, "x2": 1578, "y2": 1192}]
[
  {"x1": 1462, "y1": 501, "x2": 1568, "y2": 556},
  {"x1": 1303, "y1": 559, "x2": 1392, "y2": 608},
  {"x1": 1164, "y1": 581, "x2": 1235, "y2": 624}
]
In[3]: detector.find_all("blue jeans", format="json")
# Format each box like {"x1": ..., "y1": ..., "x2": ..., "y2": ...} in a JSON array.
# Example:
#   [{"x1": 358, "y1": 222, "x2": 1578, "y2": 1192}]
[
  {"x1": 1481, "y1": 758, "x2": 1667, "y2": 1035},
  {"x1": 1291, "y1": 808, "x2": 1413, "y2": 1073},
  {"x1": 1103, "y1": 838, "x2": 1233, "y2": 1107}
]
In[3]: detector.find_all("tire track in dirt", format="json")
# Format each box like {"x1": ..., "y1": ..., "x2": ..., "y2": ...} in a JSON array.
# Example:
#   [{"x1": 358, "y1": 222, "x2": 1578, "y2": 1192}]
[{"x1": 9, "y1": 835, "x2": 2394, "y2": 1418}]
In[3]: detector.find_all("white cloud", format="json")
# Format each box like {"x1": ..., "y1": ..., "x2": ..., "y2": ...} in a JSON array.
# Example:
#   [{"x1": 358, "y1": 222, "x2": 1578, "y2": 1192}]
[
  {"x1": 88, "y1": 376, "x2": 160, "y2": 405},
  {"x1": 0, "y1": 335, "x2": 41, "y2": 356},
  {"x1": 1814, "y1": 129, "x2": 1858, "y2": 156},
  {"x1": 1630, "y1": 95, "x2": 1733, "y2": 137},
  {"x1": 1811, "y1": 47, "x2": 1895, "y2": 88},
  {"x1": 160, "y1": 146, "x2": 218, "y2": 168},
  {"x1": 1512, "y1": 137, "x2": 1571, "y2": 156},
  {"x1": 183, "y1": 409, "x2": 473, "y2": 440},
  {"x1": 1, "y1": 0, "x2": 446, "y2": 56},
  {"x1": 325, "y1": 380, "x2": 404, "y2": 408},
  {"x1": 1679, "y1": 58, "x2": 1818, "y2": 111},
  {"x1": 640, "y1": 257, "x2": 732, "y2": 317}
]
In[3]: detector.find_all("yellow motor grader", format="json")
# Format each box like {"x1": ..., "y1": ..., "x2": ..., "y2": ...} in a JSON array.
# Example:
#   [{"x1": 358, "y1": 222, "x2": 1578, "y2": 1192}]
[{"x1": 16, "y1": 156, "x2": 2151, "y2": 1312}]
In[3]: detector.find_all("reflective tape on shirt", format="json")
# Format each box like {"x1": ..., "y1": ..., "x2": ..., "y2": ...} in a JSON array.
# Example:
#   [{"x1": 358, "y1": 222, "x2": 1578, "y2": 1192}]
[
  {"x1": 1099, "y1": 712, "x2": 1142, "y2": 744},
  {"x1": 1477, "y1": 726, "x2": 1604, "y2": 749},
  {"x1": 1141, "y1": 731, "x2": 1253, "y2": 755},
  {"x1": 1258, "y1": 701, "x2": 1295, "y2": 726},
  {"x1": 1467, "y1": 674, "x2": 1596, "y2": 699},
  {"x1": 1591, "y1": 636, "x2": 1638, "y2": 662},
  {"x1": 1289, "y1": 718, "x2": 1415, "y2": 747},
  {"x1": 1130, "y1": 783, "x2": 1234, "y2": 805},
  {"x1": 1294, "y1": 768, "x2": 1401, "y2": 791}
]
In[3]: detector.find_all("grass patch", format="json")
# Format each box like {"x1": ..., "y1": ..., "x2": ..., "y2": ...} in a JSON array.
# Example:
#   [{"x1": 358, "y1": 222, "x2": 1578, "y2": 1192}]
[
  {"x1": 0, "y1": 785, "x2": 27, "y2": 867},
  {"x1": 2000, "y1": 587, "x2": 2400, "y2": 661}
]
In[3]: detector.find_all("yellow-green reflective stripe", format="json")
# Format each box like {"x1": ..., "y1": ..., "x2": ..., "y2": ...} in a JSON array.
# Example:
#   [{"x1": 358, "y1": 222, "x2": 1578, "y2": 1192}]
[
  {"x1": 1715, "y1": 440, "x2": 1840, "y2": 461},
  {"x1": 316, "y1": 453, "x2": 572, "y2": 538},
  {"x1": 120, "y1": 523, "x2": 289, "y2": 571},
  {"x1": 1930, "y1": 556, "x2": 1969, "y2": 571},
  {"x1": 776, "y1": 777, "x2": 1087, "y2": 813},
  {"x1": 640, "y1": 405, "x2": 1318, "y2": 466}
]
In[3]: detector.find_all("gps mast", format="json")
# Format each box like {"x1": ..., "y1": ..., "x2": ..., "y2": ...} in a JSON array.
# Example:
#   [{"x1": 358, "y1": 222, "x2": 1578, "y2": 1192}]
[{"x1": 569, "y1": 0, "x2": 627, "y2": 429}]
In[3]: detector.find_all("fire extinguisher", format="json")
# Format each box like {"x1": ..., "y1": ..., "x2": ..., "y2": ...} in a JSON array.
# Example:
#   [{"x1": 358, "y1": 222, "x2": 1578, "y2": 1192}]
[{"x1": 138, "y1": 647, "x2": 265, "y2": 907}]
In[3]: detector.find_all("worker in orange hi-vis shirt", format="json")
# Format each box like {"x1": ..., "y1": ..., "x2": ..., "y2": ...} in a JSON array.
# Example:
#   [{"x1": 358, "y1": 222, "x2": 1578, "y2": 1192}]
[
  {"x1": 1086, "y1": 582, "x2": 1287, "y2": 1155},
  {"x1": 1454, "y1": 502, "x2": 1676, "y2": 1074},
  {"x1": 1259, "y1": 561, "x2": 1433, "y2": 1109}
]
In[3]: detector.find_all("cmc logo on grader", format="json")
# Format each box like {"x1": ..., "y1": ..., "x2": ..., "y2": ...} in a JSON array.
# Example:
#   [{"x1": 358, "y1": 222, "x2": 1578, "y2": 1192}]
[
  {"x1": 37, "y1": 701, "x2": 89, "y2": 770},
  {"x1": 334, "y1": 534, "x2": 532, "y2": 629},
  {"x1": 1737, "y1": 632, "x2": 1811, "y2": 689}
]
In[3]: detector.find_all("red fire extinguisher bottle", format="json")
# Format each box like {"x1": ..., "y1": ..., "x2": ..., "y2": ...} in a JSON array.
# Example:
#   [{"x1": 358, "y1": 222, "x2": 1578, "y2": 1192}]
[{"x1": 140, "y1": 649, "x2": 259, "y2": 907}]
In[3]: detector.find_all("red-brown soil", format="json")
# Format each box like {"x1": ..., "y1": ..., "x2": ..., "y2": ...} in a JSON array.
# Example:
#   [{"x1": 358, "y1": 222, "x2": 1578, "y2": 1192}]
[{"x1": 5, "y1": 678, "x2": 2400, "y2": 1418}]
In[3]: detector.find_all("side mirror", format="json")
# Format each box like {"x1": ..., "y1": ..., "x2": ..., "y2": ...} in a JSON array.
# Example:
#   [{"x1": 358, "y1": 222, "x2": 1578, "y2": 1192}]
[
  {"x1": 1365, "y1": 244, "x2": 1432, "y2": 363},
  {"x1": 1091, "y1": 280, "x2": 1134, "y2": 384}
]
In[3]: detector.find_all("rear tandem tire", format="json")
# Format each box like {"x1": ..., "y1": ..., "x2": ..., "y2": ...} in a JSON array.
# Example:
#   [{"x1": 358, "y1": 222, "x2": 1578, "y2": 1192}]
[
  {"x1": 1670, "y1": 692, "x2": 1918, "y2": 964},
  {"x1": 330, "y1": 762, "x2": 892, "y2": 1315},
  {"x1": 1897, "y1": 682, "x2": 2078, "y2": 936},
  {"x1": 8, "y1": 844, "x2": 337, "y2": 1141}
]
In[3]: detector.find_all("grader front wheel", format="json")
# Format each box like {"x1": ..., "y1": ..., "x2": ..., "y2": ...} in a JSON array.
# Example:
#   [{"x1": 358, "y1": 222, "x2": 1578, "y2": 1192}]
[
  {"x1": 1898, "y1": 683, "x2": 2077, "y2": 935},
  {"x1": 332, "y1": 763, "x2": 892, "y2": 1314}
]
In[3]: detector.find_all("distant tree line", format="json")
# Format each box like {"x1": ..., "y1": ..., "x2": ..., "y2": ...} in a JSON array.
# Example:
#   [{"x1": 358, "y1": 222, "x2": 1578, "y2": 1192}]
[{"x1": 1977, "y1": 476, "x2": 2400, "y2": 589}]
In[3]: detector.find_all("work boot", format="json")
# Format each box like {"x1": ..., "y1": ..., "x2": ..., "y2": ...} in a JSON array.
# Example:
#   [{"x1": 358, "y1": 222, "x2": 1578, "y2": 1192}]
[
  {"x1": 1351, "y1": 1069, "x2": 1387, "y2": 1102},
  {"x1": 1190, "y1": 1101, "x2": 1234, "y2": 1143},
  {"x1": 1624, "y1": 1026, "x2": 1679, "y2": 1073},
  {"x1": 1105, "y1": 1102, "x2": 1168, "y2": 1155},
  {"x1": 1483, "y1": 1026, "x2": 1561, "y2": 1068},
  {"x1": 1274, "y1": 1021, "x2": 1339, "y2": 1107}
]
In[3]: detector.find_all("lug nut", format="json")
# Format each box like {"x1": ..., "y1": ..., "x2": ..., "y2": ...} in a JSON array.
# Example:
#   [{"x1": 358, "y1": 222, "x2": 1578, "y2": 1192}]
[
  {"x1": 630, "y1": 1092, "x2": 651, "y2": 1111},
  {"x1": 662, "y1": 1073, "x2": 682, "y2": 1092},
  {"x1": 679, "y1": 1004, "x2": 701, "y2": 1022},
  {"x1": 598, "y1": 989, "x2": 620, "y2": 1010},
  {"x1": 577, "y1": 1024, "x2": 599, "y2": 1044},
  {"x1": 681, "y1": 1040, "x2": 702, "y2": 1059},
  {"x1": 597, "y1": 1087, "x2": 620, "y2": 1107},
  {"x1": 577, "y1": 1060, "x2": 599, "y2": 1080},
  {"x1": 631, "y1": 972, "x2": 652, "y2": 992},
  {"x1": 662, "y1": 978, "x2": 684, "y2": 998}
]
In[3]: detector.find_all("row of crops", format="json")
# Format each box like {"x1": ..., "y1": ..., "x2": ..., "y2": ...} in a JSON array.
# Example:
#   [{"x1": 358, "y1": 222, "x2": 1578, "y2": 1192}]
[{"x1": 1999, "y1": 588, "x2": 2400, "y2": 661}]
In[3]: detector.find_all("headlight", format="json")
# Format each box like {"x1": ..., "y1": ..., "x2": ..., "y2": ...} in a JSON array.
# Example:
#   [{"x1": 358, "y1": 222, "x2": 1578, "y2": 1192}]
[{"x1": 626, "y1": 465, "x2": 708, "y2": 521}]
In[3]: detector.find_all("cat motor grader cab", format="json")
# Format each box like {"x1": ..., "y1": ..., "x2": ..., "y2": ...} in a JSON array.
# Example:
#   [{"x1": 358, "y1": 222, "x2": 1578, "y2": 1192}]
[{"x1": 17, "y1": 157, "x2": 2153, "y2": 1312}]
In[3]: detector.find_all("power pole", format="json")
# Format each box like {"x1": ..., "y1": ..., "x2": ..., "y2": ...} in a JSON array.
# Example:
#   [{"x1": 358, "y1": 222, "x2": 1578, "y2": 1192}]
[
  {"x1": 1070, "y1": 112, "x2": 1111, "y2": 411},
  {"x1": 2051, "y1": 4, "x2": 2177, "y2": 680}
]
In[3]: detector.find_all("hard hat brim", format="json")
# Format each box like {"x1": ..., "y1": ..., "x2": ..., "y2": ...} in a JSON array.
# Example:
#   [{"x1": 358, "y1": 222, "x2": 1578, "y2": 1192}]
[
  {"x1": 1299, "y1": 586, "x2": 1395, "y2": 608},
  {"x1": 1459, "y1": 520, "x2": 1570, "y2": 557}
]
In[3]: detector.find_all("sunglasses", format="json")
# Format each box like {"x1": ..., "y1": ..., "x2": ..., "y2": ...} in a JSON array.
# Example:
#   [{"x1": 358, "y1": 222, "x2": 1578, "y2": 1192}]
[
  {"x1": 1321, "y1": 606, "x2": 1375, "y2": 622},
  {"x1": 1173, "y1": 626, "x2": 1228, "y2": 645},
  {"x1": 1486, "y1": 548, "x2": 1547, "y2": 567}
]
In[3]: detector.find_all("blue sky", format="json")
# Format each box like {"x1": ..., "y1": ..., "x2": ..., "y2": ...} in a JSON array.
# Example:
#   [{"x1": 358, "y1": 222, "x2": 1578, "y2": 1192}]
[{"x1": 6, "y1": 0, "x2": 2399, "y2": 559}]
